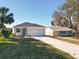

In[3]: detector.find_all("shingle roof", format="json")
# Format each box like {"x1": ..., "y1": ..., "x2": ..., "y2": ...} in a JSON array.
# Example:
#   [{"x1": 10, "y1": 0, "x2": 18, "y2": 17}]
[
  {"x1": 13, "y1": 22, "x2": 45, "y2": 27},
  {"x1": 50, "y1": 26, "x2": 72, "y2": 31}
]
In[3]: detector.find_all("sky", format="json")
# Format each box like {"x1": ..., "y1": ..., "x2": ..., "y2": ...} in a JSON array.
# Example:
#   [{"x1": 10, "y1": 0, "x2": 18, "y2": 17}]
[{"x1": 0, "y1": 0, "x2": 64, "y2": 28}]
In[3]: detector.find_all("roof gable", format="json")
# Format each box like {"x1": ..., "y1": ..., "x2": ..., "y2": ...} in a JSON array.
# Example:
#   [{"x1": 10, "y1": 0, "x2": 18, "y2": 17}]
[{"x1": 13, "y1": 22, "x2": 45, "y2": 27}]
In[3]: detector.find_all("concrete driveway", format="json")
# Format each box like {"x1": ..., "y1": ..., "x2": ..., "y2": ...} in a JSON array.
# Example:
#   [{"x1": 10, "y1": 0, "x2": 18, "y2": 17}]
[{"x1": 33, "y1": 37, "x2": 79, "y2": 59}]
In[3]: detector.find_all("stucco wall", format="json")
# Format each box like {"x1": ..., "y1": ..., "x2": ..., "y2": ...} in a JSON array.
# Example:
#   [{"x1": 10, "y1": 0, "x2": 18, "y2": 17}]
[
  {"x1": 13, "y1": 27, "x2": 45, "y2": 36},
  {"x1": 13, "y1": 28, "x2": 22, "y2": 36},
  {"x1": 53, "y1": 31, "x2": 59, "y2": 36},
  {"x1": 45, "y1": 28, "x2": 53, "y2": 36}
]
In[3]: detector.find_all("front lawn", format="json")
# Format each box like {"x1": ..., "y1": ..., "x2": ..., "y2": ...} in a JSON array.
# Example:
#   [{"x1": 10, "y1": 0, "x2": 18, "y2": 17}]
[
  {"x1": 0, "y1": 37, "x2": 18, "y2": 44},
  {"x1": 70, "y1": 36, "x2": 79, "y2": 39},
  {"x1": 0, "y1": 38, "x2": 74, "y2": 59},
  {"x1": 53, "y1": 36, "x2": 79, "y2": 45}
]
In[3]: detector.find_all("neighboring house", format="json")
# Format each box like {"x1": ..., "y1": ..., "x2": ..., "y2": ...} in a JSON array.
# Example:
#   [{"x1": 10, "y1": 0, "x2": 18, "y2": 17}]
[
  {"x1": 45, "y1": 26, "x2": 73, "y2": 36},
  {"x1": 13, "y1": 22, "x2": 46, "y2": 36}
]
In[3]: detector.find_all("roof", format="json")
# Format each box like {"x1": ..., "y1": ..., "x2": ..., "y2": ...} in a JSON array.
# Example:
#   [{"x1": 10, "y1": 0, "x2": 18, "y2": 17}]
[
  {"x1": 50, "y1": 26, "x2": 72, "y2": 31},
  {"x1": 13, "y1": 22, "x2": 45, "y2": 27}
]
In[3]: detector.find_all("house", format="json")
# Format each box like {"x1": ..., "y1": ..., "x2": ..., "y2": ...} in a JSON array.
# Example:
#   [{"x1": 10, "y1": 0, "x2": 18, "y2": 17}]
[
  {"x1": 13, "y1": 22, "x2": 46, "y2": 36},
  {"x1": 45, "y1": 26, "x2": 73, "y2": 36}
]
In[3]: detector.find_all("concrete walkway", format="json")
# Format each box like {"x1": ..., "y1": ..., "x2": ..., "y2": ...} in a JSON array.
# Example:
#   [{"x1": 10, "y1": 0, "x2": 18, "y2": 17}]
[{"x1": 33, "y1": 37, "x2": 79, "y2": 59}]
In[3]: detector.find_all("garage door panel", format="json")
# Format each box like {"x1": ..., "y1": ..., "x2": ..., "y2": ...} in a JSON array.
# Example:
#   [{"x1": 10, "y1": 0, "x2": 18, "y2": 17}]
[{"x1": 29, "y1": 29, "x2": 44, "y2": 36}]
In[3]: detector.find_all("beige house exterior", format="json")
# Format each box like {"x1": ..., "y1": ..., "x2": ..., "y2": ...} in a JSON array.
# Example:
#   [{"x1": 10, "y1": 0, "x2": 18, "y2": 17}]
[
  {"x1": 13, "y1": 22, "x2": 46, "y2": 36},
  {"x1": 45, "y1": 26, "x2": 73, "y2": 36}
]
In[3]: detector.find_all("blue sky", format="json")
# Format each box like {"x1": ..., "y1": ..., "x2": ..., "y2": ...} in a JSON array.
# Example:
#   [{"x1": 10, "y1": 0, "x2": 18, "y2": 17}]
[{"x1": 0, "y1": 0, "x2": 64, "y2": 27}]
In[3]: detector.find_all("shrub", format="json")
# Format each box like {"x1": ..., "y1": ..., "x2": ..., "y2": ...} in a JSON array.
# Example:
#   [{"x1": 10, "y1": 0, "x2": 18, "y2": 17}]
[
  {"x1": 0, "y1": 31, "x2": 2, "y2": 37},
  {"x1": 0, "y1": 37, "x2": 7, "y2": 41},
  {"x1": 1, "y1": 29, "x2": 12, "y2": 38},
  {"x1": 9, "y1": 34, "x2": 14, "y2": 39}
]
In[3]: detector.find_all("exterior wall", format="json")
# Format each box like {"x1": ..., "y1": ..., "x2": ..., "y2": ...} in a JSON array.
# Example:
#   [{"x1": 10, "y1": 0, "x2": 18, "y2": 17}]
[
  {"x1": 12, "y1": 28, "x2": 15, "y2": 34},
  {"x1": 53, "y1": 31, "x2": 59, "y2": 36},
  {"x1": 13, "y1": 28, "x2": 22, "y2": 36},
  {"x1": 45, "y1": 28, "x2": 53, "y2": 36},
  {"x1": 45, "y1": 28, "x2": 73, "y2": 36},
  {"x1": 13, "y1": 26, "x2": 28, "y2": 36},
  {"x1": 13, "y1": 26, "x2": 45, "y2": 36},
  {"x1": 45, "y1": 28, "x2": 60, "y2": 36},
  {"x1": 59, "y1": 31, "x2": 73, "y2": 36},
  {"x1": 53, "y1": 31, "x2": 73, "y2": 36}
]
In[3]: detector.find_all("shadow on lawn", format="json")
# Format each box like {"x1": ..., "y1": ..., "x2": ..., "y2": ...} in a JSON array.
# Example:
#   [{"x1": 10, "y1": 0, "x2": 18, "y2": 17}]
[{"x1": 0, "y1": 38, "x2": 65, "y2": 59}]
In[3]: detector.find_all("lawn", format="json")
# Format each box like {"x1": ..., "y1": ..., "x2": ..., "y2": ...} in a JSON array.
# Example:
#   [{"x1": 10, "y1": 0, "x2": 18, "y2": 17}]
[
  {"x1": 0, "y1": 37, "x2": 74, "y2": 59},
  {"x1": 0, "y1": 37, "x2": 18, "y2": 44},
  {"x1": 70, "y1": 36, "x2": 79, "y2": 39},
  {"x1": 53, "y1": 36, "x2": 79, "y2": 45}
]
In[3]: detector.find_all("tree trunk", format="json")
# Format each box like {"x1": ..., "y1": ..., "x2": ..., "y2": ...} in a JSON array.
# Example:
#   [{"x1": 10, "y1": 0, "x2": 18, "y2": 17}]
[
  {"x1": 1, "y1": 17, "x2": 5, "y2": 32},
  {"x1": 75, "y1": 28, "x2": 79, "y2": 36}
]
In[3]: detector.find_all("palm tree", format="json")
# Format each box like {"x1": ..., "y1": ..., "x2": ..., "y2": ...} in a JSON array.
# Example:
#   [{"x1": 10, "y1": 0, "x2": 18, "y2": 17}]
[{"x1": 0, "y1": 7, "x2": 14, "y2": 31}]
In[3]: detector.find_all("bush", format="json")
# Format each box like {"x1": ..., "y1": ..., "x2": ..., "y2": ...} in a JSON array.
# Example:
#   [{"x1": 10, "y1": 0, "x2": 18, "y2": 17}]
[
  {"x1": 0, "y1": 37, "x2": 7, "y2": 41},
  {"x1": 9, "y1": 34, "x2": 14, "y2": 39},
  {"x1": 1, "y1": 29, "x2": 12, "y2": 38},
  {"x1": 0, "y1": 31, "x2": 2, "y2": 37}
]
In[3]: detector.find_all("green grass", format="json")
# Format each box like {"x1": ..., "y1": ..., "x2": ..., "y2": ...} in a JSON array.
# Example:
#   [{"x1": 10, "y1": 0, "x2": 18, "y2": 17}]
[
  {"x1": 0, "y1": 37, "x2": 75, "y2": 59},
  {"x1": 53, "y1": 36, "x2": 79, "y2": 45},
  {"x1": 69, "y1": 36, "x2": 79, "y2": 39},
  {"x1": 0, "y1": 37, "x2": 18, "y2": 44}
]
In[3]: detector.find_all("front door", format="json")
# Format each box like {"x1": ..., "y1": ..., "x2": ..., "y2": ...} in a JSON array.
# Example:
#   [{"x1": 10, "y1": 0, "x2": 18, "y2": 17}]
[{"x1": 22, "y1": 28, "x2": 26, "y2": 36}]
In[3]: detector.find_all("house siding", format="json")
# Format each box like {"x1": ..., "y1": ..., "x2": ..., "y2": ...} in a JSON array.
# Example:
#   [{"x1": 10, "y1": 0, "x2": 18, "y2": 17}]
[
  {"x1": 45, "y1": 28, "x2": 53, "y2": 36},
  {"x1": 13, "y1": 28, "x2": 22, "y2": 36},
  {"x1": 45, "y1": 27, "x2": 73, "y2": 36},
  {"x1": 13, "y1": 27, "x2": 45, "y2": 36}
]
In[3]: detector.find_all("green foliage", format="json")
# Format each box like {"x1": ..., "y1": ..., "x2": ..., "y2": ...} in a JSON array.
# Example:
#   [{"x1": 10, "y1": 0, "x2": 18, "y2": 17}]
[
  {"x1": 0, "y1": 37, "x2": 18, "y2": 45},
  {"x1": 0, "y1": 7, "x2": 14, "y2": 37},
  {"x1": 9, "y1": 34, "x2": 14, "y2": 39},
  {"x1": 1, "y1": 29, "x2": 12, "y2": 38},
  {"x1": 0, "y1": 37, "x2": 7, "y2": 41},
  {"x1": 0, "y1": 31, "x2": 2, "y2": 37},
  {"x1": 0, "y1": 7, "x2": 14, "y2": 25}
]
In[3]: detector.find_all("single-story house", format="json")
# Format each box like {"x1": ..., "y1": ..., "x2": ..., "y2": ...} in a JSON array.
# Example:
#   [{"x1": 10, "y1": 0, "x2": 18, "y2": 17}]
[
  {"x1": 13, "y1": 22, "x2": 46, "y2": 36},
  {"x1": 45, "y1": 26, "x2": 73, "y2": 36}
]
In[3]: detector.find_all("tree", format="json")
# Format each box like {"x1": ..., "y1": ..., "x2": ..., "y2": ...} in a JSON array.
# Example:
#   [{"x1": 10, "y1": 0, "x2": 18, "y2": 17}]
[
  {"x1": 51, "y1": 0, "x2": 79, "y2": 36},
  {"x1": 62, "y1": 0, "x2": 79, "y2": 36},
  {"x1": 0, "y1": 7, "x2": 14, "y2": 31},
  {"x1": 0, "y1": 7, "x2": 14, "y2": 38},
  {"x1": 52, "y1": 11, "x2": 69, "y2": 27}
]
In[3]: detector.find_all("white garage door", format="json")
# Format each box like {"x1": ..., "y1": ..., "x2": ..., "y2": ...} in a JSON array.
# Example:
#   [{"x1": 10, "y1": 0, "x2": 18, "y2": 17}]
[{"x1": 29, "y1": 29, "x2": 44, "y2": 36}]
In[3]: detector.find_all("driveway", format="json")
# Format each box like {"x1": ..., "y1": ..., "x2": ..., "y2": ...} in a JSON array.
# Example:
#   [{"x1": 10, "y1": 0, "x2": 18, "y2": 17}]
[{"x1": 33, "y1": 37, "x2": 79, "y2": 59}]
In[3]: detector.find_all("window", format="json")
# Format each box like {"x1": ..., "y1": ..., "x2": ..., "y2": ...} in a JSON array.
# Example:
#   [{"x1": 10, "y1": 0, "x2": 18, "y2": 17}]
[
  {"x1": 67, "y1": 31, "x2": 72, "y2": 34},
  {"x1": 60, "y1": 31, "x2": 66, "y2": 34},
  {"x1": 16, "y1": 29, "x2": 20, "y2": 32}
]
